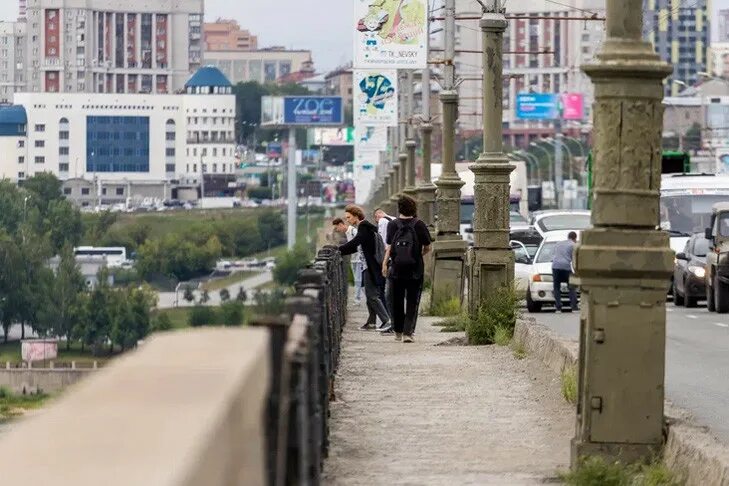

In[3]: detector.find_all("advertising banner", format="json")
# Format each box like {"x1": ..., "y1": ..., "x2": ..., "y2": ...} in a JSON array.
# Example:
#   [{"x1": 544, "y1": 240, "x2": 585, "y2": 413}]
[
  {"x1": 353, "y1": 0, "x2": 428, "y2": 69},
  {"x1": 353, "y1": 148, "x2": 379, "y2": 204},
  {"x1": 561, "y1": 93, "x2": 584, "y2": 120},
  {"x1": 261, "y1": 96, "x2": 285, "y2": 126},
  {"x1": 354, "y1": 70, "x2": 398, "y2": 126},
  {"x1": 355, "y1": 126, "x2": 388, "y2": 152},
  {"x1": 515, "y1": 93, "x2": 559, "y2": 120},
  {"x1": 311, "y1": 127, "x2": 356, "y2": 145}
]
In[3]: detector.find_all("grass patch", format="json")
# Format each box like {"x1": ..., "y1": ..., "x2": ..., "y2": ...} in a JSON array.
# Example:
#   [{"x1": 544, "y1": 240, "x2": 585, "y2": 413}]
[
  {"x1": 153, "y1": 308, "x2": 196, "y2": 330},
  {"x1": 466, "y1": 286, "x2": 520, "y2": 345},
  {"x1": 512, "y1": 341, "x2": 527, "y2": 360},
  {"x1": 201, "y1": 271, "x2": 256, "y2": 291},
  {"x1": 0, "y1": 387, "x2": 51, "y2": 421},
  {"x1": 430, "y1": 296, "x2": 462, "y2": 317},
  {"x1": 561, "y1": 456, "x2": 682, "y2": 486},
  {"x1": 0, "y1": 340, "x2": 113, "y2": 366},
  {"x1": 437, "y1": 314, "x2": 468, "y2": 333},
  {"x1": 561, "y1": 366, "x2": 578, "y2": 404}
]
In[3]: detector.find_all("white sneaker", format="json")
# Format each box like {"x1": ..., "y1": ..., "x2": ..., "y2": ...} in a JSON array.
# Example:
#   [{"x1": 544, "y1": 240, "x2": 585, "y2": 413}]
[{"x1": 403, "y1": 335, "x2": 414, "y2": 343}]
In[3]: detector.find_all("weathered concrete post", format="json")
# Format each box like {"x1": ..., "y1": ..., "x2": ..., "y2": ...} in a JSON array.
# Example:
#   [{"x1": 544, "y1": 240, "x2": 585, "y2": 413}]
[
  {"x1": 571, "y1": 0, "x2": 672, "y2": 465},
  {"x1": 404, "y1": 140, "x2": 417, "y2": 197},
  {"x1": 404, "y1": 70, "x2": 418, "y2": 199},
  {"x1": 430, "y1": 0, "x2": 467, "y2": 307},
  {"x1": 467, "y1": 0, "x2": 514, "y2": 312},
  {"x1": 416, "y1": 122, "x2": 436, "y2": 229}
]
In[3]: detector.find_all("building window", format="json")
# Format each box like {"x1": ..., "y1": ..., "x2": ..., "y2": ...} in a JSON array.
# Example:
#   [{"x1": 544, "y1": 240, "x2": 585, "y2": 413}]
[
  {"x1": 212, "y1": 163, "x2": 217, "y2": 172},
  {"x1": 34, "y1": 156, "x2": 44, "y2": 164},
  {"x1": 165, "y1": 148, "x2": 175, "y2": 156},
  {"x1": 116, "y1": 187, "x2": 124, "y2": 196},
  {"x1": 18, "y1": 172, "x2": 25, "y2": 179},
  {"x1": 59, "y1": 163, "x2": 69, "y2": 172},
  {"x1": 18, "y1": 140, "x2": 24, "y2": 148},
  {"x1": 101, "y1": 188, "x2": 107, "y2": 196},
  {"x1": 59, "y1": 147, "x2": 69, "y2": 155},
  {"x1": 81, "y1": 188, "x2": 90, "y2": 195},
  {"x1": 213, "y1": 148, "x2": 217, "y2": 157},
  {"x1": 165, "y1": 163, "x2": 175, "y2": 172},
  {"x1": 35, "y1": 124, "x2": 45, "y2": 132},
  {"x1": 166, "y1": 132, "x2": 175, "y2": 141},
  {"x1": 35, "y1": 140, "x2": 45, "y2": 148},
  {"x1": 63, "y1": 187, "x2": 72, "y2": 195}
]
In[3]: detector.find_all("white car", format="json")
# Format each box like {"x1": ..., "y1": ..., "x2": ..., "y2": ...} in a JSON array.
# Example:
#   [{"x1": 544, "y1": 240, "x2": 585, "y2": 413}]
[
  {"x1": 525, "y1": 230, "x2": 582, "y2": 312},
  {"x1": 531, "y1": 210, "x2": 591, "y2": 237}
]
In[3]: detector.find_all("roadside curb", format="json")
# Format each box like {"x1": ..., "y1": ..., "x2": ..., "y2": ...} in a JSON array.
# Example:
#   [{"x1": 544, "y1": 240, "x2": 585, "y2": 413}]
[{"x1": 513, "y1": 317, "x2": 729, "y2": 486}]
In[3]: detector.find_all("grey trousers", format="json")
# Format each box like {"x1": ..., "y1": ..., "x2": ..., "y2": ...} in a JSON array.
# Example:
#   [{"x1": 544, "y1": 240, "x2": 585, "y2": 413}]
[{"x1": 363, "y1": 269, "x2": 390, "y2": 326}]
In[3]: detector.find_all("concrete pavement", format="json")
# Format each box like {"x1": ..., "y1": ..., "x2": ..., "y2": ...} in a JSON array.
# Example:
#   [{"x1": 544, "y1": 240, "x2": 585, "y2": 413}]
[
  {"x1": 323, "y1": 302, "x2": 573, "y2": 484},
  {"x1": 530, "y1": 302, "x2": 729, "y2": 444}
]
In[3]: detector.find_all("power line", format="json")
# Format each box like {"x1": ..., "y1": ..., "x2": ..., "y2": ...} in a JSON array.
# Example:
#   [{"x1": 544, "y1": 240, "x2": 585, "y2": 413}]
[{"x1": 543, "y1": 0, "x2": 600, "y2": 17}]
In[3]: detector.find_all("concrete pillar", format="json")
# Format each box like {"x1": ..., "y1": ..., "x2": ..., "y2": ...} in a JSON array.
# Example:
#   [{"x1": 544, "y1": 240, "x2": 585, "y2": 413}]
[
  {"x1": 403, "y1": 140, "x2": 417, "y2": 198},
  {"x1": 467, "y1": 4, "x2": 514, "y2": 313},
  {"x1": 389, "y1": 161, "x2": 402, "y2": 210},
  {"x1": 416, "y1": 123, "x2": 437, "y2": 229},
  {"x1": 571, "y1": 0, "x2": 672, "y2": 465},
  {"x1": 398, "y1": 152, "x2": 407, "y2": 194}
]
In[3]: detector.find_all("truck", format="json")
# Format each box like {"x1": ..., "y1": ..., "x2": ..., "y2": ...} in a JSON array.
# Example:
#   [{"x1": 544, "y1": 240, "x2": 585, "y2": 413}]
[{"x1": 431, "y1": 160, "x2": 528, "y2": 244}]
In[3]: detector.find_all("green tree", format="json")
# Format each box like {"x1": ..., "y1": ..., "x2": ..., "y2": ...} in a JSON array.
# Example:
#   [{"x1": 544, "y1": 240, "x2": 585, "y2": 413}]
[
  {"x1": 0, "y1": 180, "x2": 24, "y2": 235},
  {"x1": 219, "y1": 301, "x2": 245, "y2": 326},
  {"x1": 46, "y1": 199, "x2": 83, "y2": 251},
  {"x1": 183, "y1": 286, "x2": 195, "y2": 303},
  {"x1": 273, "y1": 245, "x2": 312, "y2": 287},
  {"x1": 22, "y1": 173, "x2": 64, "y2": 215},
  {"x1": 199, "y1": 289, "x2": 210, "y2": 304},
  {"x1": 82, "y1": 270, "x2": 113, "y2": 355},
  {"x1": 236, "y1": 286, "x2": 248, "y2": 303},
  {"x1": 257, "y1": 210, "x2": 285, "y2": 248},
  {"x1": 219, "y1": 288, "x2": 231, "y2": 302},
  {"x1": 684, "y1": 122, "x2": 702, "y2": 151},
  {"x1": 37, "y1": 245, "x2": 86, "y2": 348},
  {"x1": 189, "y1": 305, "x2": 216, "y2": 327},
  {"x1": 0, "y1": 231, "x2": 23, "y2": 343}
]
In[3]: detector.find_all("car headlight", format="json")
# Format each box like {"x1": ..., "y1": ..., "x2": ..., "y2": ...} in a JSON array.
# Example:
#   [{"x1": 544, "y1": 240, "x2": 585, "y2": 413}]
[{"x1": 690, "y1": 266, "x2": 706, "y2": 279}]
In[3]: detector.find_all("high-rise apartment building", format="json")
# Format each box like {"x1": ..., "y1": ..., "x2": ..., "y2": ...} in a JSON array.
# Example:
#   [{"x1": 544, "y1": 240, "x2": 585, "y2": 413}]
[
  {"x1": 447, "y1": 0, "x2": 604, "y2": 146},
  {"x1": 23, "y1": 0, "x2": 204, "y2": 94},
  {"x1": 0, "y1": 22, "x2": 27, "y2": 103},
  {"x1": 718, "y1": 9, "x2": 729, "y2": 42},
  {"x1": 204, "y1": 19, "x2": 258, "y2": 51},
  {"x1": 643, "y1": 0, "x2": 709, "y2": 96}
]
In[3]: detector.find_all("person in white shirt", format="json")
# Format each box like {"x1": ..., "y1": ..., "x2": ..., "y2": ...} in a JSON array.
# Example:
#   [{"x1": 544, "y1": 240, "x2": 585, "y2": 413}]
[
  {"x1": 374, "y1": 208, "x2": 394, "y2": 244},
  {"x1": 333, "y1": 217, "x2": 364, "y2": 304}
]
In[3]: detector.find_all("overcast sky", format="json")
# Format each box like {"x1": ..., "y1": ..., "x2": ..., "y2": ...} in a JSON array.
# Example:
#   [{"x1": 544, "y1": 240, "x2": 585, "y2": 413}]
[{"x1": 1, "y1": 0, "x2": 728, "y2": 73}]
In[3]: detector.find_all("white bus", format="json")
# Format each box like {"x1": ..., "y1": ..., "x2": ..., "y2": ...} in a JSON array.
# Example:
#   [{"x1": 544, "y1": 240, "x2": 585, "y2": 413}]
[
  {"x1": 73, "y1": 246, "x2": 128, "y2": 267},
  {"x1": 661, "y1": 174, "x2": 729, "y2": 253}
]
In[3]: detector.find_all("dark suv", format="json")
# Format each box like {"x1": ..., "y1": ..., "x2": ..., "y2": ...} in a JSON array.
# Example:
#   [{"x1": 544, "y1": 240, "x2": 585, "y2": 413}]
[{"x1": 673, "y1": 233, "x2": 709, "y2": 307}]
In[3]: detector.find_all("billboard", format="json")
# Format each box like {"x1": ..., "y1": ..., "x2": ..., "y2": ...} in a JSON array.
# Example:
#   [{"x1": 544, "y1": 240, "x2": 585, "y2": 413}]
[
  {"x1": 354, "y1": 70, "x2": 398, "y2": 126},
  {"x1": 311, "y1": 127, "x2": 355, "y2": 145},
  {"x1": 283, "y1": 96, "x2": 343, "y2": 125},
  {"x1": 353, "y1": 149, "x2": 379, "y2": 204},
  {"x1": 515, "y1": 93, "x2": 559, "y2": 120},
  {"x1": 353, "y1": 0, "x2": 428, "y2": 69},
  {"x1": 261, "y1": 96, "x2": 344, "y2": 126},
  {"x1": 562, "y1": 93, "x2": 584, "y2": 120}
]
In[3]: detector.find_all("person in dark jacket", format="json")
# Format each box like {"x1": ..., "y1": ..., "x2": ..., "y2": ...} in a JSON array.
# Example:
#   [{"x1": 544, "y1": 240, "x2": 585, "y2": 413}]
[{"x1": 339, "y1": 204, "x2": 390, "y2": 330}]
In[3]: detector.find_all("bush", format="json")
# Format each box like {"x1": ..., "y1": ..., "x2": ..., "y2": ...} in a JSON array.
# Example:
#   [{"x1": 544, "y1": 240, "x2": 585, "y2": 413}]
[
  {"x1": 254, "y1": 289, "x2": 287, "y2": 317},
  {"x1": 466, "y1": 286, "x2": 519, "y2": 345},
  {"x1": 273, "y1": 245, "x2": 312, "y2": 287},
  {"x1": 219, "y1": 288, "x2": 231, "y2": 302},
  {"x1": 561, "y1": 366, "x2": 577, "y2": 404},
  {"x1": 236, "y1": 286, "x2": 248, "y2": 302},
  {"x1": 219, "y1": 301, "x2": 245, "y2": 326},
  {"x1": 430, "y1": 296, "x2": 462, "y2": 317},
  {"x1": 248, "y1": 187, "x2": 273, "y2": 200},
  {"x1": 560, "y1": 456, "x2": 681, "y2": 486},
  {"x1": 151, "y1": 313, "x2": 173, "y2": 332},
  {"x1": 189, "y1": 305, "x2": 216, "y2": 327}
]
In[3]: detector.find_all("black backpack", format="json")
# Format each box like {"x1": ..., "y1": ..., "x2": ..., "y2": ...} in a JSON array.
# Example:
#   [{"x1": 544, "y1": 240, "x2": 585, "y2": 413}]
[{"x1": 390, "y1": 219, "x2": 419, "y2": 275}]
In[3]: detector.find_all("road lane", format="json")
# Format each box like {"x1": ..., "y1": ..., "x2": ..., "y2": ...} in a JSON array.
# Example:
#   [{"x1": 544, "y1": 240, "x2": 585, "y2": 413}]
[{"x1": 531, "y1": 302, "x2": 729, "y2": 444}]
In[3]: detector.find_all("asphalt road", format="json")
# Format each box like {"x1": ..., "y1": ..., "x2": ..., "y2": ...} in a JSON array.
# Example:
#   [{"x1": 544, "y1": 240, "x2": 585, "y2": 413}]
[{"x1": 533, "y1": 302, "x2": 729, "y2": 444}]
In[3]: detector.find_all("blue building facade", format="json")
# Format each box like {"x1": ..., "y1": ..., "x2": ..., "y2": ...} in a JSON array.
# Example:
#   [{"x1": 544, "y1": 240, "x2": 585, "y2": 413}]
[{"x1": 86, "y1": 116, "x2": 150, "y2": 172}]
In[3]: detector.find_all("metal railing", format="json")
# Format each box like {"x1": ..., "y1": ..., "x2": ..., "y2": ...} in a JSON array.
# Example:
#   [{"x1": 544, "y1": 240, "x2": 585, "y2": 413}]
[{"x1": 251, "y1": 245, "x2": 347, "y2": 486}]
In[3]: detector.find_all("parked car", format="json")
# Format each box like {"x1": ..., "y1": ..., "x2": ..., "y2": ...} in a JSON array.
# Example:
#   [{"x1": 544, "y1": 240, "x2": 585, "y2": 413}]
[
  {"x1": 526, "y1": 230, "x2": 581, "y2": 313},
  {"x1": 673, "y1": 233, "x2": 709, "y2": 308},
  {"x1": 510, "y1": 211, "x2": 530, "y2": 231},
  {"x1": 705, "y1": 202, "x2": 729, "y2": 313},
  {"x1": 530, "y1": 210, "x2": 591, "y2": 237}
]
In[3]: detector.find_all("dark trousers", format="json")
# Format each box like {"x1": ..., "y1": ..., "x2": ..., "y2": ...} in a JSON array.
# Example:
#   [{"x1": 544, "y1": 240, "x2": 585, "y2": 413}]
[
  {"x1": 389, "y1": 277, "x2": 423, "y2": 335},
  {"x1": 552, "y1": 268, "x2": 577, "y2": 311},
  {"x1": 364, "y1": 269, "x2": 390, "y2": 325}
]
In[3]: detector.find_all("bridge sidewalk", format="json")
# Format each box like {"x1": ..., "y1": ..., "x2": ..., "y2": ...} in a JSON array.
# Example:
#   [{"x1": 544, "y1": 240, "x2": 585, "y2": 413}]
[{"x1": 322, "y1": 301, "x2": 573, "y2": 485}]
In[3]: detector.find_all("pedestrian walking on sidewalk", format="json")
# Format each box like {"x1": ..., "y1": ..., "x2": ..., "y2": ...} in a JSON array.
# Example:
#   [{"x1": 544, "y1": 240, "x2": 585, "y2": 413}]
[
  {"x1": 382, "y1": 195, "x2": 432, "y2": 342},
  {"x1": 374, "y1": 208, "x2": 394, "y2": 244},
  {"x1": 552, "y1": 231, "x2": 578, "y2": 313},
  {"x1": 338, "y1": 205, "x2": 391, "y2": 330},
  {"x1": 333, "y1": 217, "x2": 363, "y2": 304}
]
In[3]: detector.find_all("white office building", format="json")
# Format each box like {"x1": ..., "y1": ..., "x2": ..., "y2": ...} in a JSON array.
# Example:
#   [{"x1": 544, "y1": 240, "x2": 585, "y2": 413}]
[
  {"x1": 1, "y1": 66, "x2": 236, "y2": 205},
  {"x1": 23, "y1": 0, "x2": 204, "y2": 94}
]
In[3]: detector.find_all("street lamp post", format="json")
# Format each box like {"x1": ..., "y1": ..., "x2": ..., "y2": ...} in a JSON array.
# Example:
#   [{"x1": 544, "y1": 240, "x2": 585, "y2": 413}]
[
  {"x1": 572, "y1": 0, "x2": 673, "y2": 465},
  {"x1": 513, "y1": 151, "x2": 541, "y2": 185}
]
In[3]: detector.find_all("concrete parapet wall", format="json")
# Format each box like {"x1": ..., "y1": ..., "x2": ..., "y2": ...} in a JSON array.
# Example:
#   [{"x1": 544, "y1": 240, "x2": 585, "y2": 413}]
[
  {"x1": 0, "y1": 368, "x2": 94, "y2": 393},
  {"x1": 514, "y1": 316, "x2": 729, "y2": 486},
  {"x1": 0, "y1": 328, "x2": 270, "y2": 486}
]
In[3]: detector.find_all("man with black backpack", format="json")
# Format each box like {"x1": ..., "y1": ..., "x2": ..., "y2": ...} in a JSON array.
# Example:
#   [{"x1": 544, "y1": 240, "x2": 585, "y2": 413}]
[
  {"x1": 381, "y1": 195, "x2": 432, "y2": 342},
  {"x1": 338, "y1": 204, "x2": 391, "y2": 331}
]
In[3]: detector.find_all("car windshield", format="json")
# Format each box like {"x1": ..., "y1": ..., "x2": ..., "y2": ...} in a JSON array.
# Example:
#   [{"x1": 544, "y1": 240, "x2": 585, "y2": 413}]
[
  {"x1": 461, "y1": 201, "x2": 474, "y2": 225},
  {"x1": 537, "y1": 214, "x2": 591, "y2": 232},
  {"x1": 661, "y1": 195, "x2": 729, "y2": 236},
  {"x1": 535, "y1": 242, "x2": 558, "y2": 264},
  {"x1": 693, "y1": 237, "x2": 710, "y2": 257}
]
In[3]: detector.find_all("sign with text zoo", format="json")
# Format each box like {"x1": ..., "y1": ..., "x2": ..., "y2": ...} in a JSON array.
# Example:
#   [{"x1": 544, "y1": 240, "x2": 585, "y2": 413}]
[{"x1": 262, "y1": 96, "x2": 344, "y2": 127}]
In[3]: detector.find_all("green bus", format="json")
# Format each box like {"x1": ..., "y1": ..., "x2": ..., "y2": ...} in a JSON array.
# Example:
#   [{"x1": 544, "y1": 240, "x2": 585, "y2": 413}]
[{"x1": 586, "y1": 150, "x2": 691, "y2": 209}]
